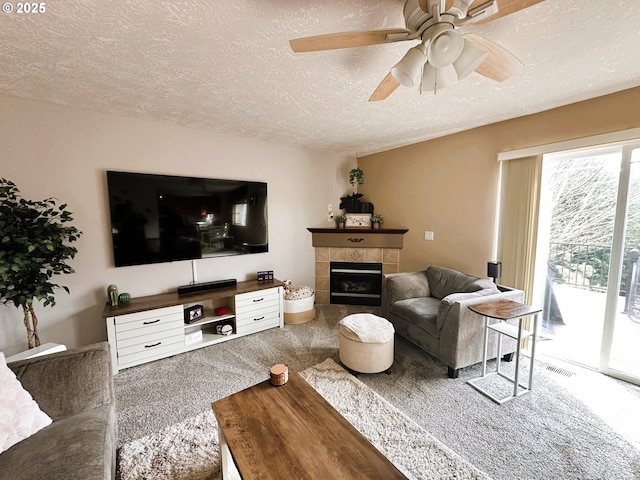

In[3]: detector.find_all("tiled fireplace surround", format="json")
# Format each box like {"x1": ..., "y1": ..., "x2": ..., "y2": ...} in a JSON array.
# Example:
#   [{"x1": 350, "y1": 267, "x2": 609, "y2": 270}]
[{"x1": 308, "y1": 228, "x2": 408, "y2": 304}]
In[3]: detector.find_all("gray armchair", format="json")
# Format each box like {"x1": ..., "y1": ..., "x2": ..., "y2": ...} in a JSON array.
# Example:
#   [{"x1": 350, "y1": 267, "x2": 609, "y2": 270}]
[{"x1": 382, "y1": 266, "x2": 525, "y2": 378}]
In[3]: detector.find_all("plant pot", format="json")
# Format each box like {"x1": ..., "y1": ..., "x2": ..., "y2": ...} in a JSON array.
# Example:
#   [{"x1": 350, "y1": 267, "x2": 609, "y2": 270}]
[
  {"x1": 336, "y1": 222, "x2": 346, "y2": 229},
  {"x1": 372, "y1": 222, "x2": 381, "y2": 229}
]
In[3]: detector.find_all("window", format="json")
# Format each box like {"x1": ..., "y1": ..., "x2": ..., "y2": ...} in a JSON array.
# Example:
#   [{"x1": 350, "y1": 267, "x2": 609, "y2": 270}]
[{"x1": 232, "y1": 203, "x2": 247, "y2": 226}]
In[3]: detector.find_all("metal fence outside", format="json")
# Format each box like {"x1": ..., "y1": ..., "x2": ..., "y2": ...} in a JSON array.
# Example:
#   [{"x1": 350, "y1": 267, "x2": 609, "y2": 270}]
[{"x1": 547, "y1": 242, "x2": 640, "y2": 316}]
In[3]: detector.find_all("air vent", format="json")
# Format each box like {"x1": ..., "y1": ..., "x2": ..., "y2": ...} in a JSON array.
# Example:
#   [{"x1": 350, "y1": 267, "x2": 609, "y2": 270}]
[{"x1": 537, "y1": 361, "x2": 575, "y2": 378}]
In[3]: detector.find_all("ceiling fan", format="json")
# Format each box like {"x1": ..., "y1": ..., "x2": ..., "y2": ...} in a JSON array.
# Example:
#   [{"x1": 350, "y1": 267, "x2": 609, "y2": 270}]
[{"x1": 289, "y1": 0, "x2": 543, "y2": 101}]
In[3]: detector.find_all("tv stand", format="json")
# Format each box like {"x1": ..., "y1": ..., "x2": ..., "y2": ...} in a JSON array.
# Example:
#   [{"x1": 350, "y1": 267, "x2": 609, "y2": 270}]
[{"x1": 103, "y1": 279, "x2": 284, "y2": 374}]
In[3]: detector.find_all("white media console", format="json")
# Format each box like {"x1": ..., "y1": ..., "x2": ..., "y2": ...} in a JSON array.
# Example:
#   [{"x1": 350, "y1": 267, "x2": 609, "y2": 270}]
[{"x1": 103, "y1": 279, "x2": 284, "y2": 374}]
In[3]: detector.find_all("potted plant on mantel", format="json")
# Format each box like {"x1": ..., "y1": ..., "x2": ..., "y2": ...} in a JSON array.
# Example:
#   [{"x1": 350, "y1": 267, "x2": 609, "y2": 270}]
[
  {"x1": 340, "y1": 167, "x2": 374, "y2": 214},
  {"x1": 348, "y1": 167, "x2": 365, "y2": 189},
  {"x1": 334, "y1": 214, "x2": 347, "y2": 229},
  {"x1": 0, "y1": 179, "x2": 82, "y2": 349},
  {"x1": 371, "y1": 213, "x2": 384, "y2": 229}
]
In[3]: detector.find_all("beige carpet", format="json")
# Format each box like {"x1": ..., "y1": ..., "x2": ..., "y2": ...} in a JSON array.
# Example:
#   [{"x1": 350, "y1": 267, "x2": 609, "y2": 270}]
[
  {"x1": 117, "y1": 358, "x2": 491, "y2": 480},
  {"x1": 114, "y1": 304, "x2": 640, "y2": 479}
]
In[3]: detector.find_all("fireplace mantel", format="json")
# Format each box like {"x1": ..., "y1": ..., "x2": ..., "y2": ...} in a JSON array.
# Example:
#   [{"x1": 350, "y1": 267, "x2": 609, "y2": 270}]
[{"x1": 307, "y1": 227, "x2": 408, "y2": 249}]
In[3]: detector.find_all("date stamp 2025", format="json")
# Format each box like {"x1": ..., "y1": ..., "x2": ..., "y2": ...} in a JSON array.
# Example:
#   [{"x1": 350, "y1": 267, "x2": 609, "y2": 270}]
[{"x1": 2, "y1": 2, "x2": 46, "y2": 14}]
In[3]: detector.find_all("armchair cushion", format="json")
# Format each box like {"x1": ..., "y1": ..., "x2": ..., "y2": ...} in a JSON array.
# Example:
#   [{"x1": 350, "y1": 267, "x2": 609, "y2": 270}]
[{"x1": 390, "y1": 297, "x2": 441, "y2": 338}]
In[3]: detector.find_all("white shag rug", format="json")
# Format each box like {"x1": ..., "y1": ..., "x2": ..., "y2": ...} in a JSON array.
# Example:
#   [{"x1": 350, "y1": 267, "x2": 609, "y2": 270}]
[{"x1": 117, "y1": 358, "x2": 491, "y2": 480}]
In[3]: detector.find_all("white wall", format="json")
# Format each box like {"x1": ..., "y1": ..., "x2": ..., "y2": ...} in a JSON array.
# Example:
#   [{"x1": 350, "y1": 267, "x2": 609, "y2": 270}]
[{"x1": 0, "y1": 96, "x2": 353, "y2": 355}]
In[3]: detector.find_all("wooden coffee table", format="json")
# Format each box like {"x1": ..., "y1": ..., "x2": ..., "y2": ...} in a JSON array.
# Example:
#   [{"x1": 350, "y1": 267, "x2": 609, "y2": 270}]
[{"x1": 212, "y1": 369, "x2": 408, "y2": 479}]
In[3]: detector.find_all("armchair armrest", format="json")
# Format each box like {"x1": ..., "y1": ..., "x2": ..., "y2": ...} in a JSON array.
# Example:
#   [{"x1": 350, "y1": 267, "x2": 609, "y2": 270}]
[
  {"x1": 436, "y1": 287, "x2": 525, "y2": 369},
  {"x1": 437, "y1": 287, "x2": 525, "y2": 330},
  {"x1": 8, "y1": 342, "x2": 114, "y2": 421}
]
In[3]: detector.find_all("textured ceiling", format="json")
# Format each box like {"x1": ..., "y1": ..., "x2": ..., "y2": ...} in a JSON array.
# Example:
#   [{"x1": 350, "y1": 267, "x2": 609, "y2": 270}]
[{"x1": 0, "y1": 0, "x2": 639, "y2": 156}]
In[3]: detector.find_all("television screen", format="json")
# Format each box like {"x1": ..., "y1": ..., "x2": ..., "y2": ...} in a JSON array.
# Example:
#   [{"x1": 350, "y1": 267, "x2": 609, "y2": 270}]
[{"x1": 106, "y1": 171, "x2": 268, "y2": 267}]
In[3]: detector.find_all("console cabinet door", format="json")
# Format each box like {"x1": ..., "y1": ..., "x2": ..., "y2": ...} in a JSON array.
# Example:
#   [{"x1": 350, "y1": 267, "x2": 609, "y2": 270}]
[
  {"x1": 109, "y1": 305, "x2": 184, "y2": 371},
  {"x1": 235, "y1": 287, "x2": 281, "y2": 335}
]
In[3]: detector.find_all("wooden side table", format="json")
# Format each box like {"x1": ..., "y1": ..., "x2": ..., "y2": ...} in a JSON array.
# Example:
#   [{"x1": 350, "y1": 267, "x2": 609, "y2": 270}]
[{"x1": 467, "y1": 299, "x2": 541, "y2": 404}]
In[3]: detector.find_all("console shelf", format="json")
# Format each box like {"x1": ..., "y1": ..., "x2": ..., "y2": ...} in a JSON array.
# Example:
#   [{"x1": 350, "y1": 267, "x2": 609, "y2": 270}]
[{"x1": 103, "y1": 279, "x2": 284, "y2": 374}]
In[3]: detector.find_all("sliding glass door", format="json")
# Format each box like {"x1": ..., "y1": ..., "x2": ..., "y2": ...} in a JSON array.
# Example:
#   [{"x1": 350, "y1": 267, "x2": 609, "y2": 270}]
[
  {"x1": 602, "y1": 145, "x2": 640, "y2": 382},
  {"x1": 533, "y1": 143, "x2": 640, "y2": 385}
]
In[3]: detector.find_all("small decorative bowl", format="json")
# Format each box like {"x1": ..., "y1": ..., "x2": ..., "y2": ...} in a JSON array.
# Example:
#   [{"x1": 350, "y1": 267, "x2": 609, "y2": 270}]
[{"x1": 118, "y1": 292, "x2": 131, "y2": 304}]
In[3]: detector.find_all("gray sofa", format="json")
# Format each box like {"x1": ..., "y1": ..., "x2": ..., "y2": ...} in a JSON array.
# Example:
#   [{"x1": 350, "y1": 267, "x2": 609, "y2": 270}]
[
  {"x1": 1, "y1": 342, "x2": 117, "y2": 480},
  {"x1": 382, "y1": 266, "x2": 525, "y2": 378}
]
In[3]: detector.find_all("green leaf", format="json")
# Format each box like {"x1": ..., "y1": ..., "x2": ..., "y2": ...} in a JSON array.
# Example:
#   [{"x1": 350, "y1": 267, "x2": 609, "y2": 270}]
[{"x1": 0, "y1": 178, "x2": 82, "y2": 309}]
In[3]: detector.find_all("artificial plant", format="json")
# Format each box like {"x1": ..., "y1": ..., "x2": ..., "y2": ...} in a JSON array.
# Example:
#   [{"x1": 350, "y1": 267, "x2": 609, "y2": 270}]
[
  {"x1": 0, "y1": 179, "x2": 82, "y2": 348},
  {"x1": 348, "y1": 167, "x2": 365, "y2": 189}
]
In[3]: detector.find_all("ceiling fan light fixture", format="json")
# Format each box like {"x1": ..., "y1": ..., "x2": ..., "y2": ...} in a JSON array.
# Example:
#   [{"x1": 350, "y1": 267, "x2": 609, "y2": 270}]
[
  {"x1": 453, "y1": 37, "x2": 489, "y2": 79},
  {"x1": 427, "y1": 30, "x2": 464, "y2": 68},
  {"x1": 391, "y1": 43, "x2": 427, "y2": 88},
  {"x1": 421, "y1": 62, "x2": 456, "y2": 94}
]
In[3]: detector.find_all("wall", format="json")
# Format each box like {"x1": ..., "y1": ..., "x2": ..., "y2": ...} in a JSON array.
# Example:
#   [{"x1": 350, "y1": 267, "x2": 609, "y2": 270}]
[
  {"x1": 358, "y1": 87, "x2": 640, "y2": 277},
  {"x1": 0, "y1": 96, "x2": 353, "y2": 355}
]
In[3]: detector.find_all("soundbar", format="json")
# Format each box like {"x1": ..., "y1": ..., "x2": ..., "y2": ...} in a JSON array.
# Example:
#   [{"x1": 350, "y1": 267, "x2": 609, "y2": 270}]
[{"x1": 178, "y1": 279, "x2": 237, "y2": 295}]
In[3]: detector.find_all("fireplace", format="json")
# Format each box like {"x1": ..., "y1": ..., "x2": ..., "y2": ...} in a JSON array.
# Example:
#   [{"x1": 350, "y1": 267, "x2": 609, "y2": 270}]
[
  {"x1": 330, "y1": 262, "x2": 382, "y2": 306},
  {"x1": 307, "y1": 227, "x2": 408, "y2": 304}
]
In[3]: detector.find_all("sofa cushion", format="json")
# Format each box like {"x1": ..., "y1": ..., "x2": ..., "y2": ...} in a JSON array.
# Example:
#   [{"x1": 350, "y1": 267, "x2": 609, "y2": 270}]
[
  {"x1": 390, "y1": 297, "x2": 441, "y2": 338},
  {"x1": 426, "y1": 266, "x2": 495, "y2": 299},
  {"x1": 0, "y1": 403, "x2": 116, "y2": 480},
  {"x1": 0, "y1": 352, "x2": 52, "y2": 454},
  {"x1": 9, "y1": 342, "x2": 113, "y2": 421}
]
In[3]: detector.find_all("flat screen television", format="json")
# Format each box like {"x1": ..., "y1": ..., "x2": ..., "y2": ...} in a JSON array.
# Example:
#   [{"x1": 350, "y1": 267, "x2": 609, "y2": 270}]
[{"x1": 106, "y1": 171, "x2": 268, "y2": 267}]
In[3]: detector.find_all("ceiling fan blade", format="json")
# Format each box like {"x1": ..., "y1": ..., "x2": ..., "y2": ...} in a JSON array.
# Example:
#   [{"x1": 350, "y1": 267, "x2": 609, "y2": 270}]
[
  {"x1": 473, "y1": 0, "x2": 545, "y2": 24},
  {"x1": 369, "y1": 73, "x2": 401, "y2": 102},
  {"x1": 465, "y1": 33, "x2": 523, "y2": 82},
  {"x1": 290, "y1": 29, "x2": 410, "y2": 53}
]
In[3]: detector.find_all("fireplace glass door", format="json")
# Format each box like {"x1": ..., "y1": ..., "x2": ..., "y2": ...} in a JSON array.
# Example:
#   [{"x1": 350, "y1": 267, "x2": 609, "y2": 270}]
[{"x1": 330, "y1": 262, "x2": 383, "y2": 306}]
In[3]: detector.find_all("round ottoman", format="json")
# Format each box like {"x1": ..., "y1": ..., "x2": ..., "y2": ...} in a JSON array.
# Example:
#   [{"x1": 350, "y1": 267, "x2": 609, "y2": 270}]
[{"x1": 338, "y1": 313, "x2": 394, "y2": 374}]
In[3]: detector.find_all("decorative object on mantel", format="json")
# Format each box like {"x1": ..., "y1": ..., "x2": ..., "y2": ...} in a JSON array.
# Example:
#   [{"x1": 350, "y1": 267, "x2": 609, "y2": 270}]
[
  {"x1": 371, "y1": 213, "x2": 384, "y2": 229},
  {"x1": 340, "y1": 167, "x2": 374, "y2": 214},
  {"x1": 335, "y1": 214, "x2": 347, "y2": 229},
  {"x1": 346, "y1": 213, "x2": 371, "y2": 228},
  {"x1": 340, "y1": 193, "x2": 374, "y2": 213},
  {"x1": 348, "y1": 167, "x2": 365, "y2": 188}
]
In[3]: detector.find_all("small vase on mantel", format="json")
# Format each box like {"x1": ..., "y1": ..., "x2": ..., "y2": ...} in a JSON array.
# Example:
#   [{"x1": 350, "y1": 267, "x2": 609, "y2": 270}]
[{"x1": 372, "y1": 222, "x2": 381, "y2": 229}]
